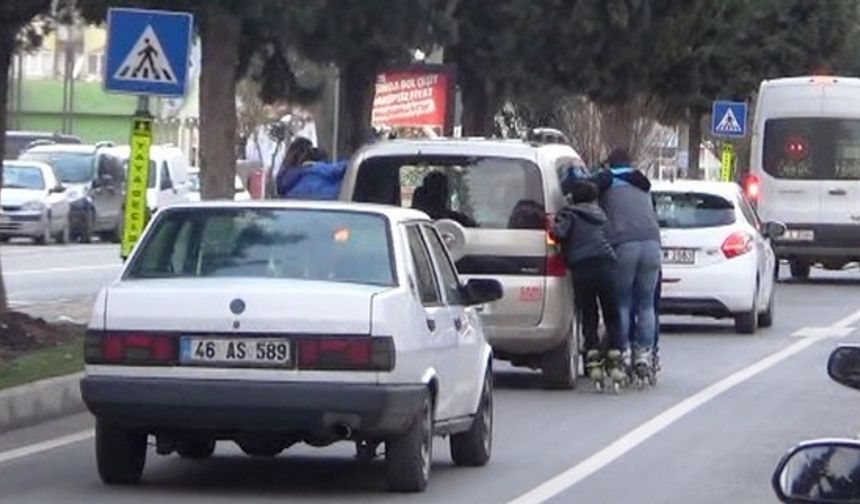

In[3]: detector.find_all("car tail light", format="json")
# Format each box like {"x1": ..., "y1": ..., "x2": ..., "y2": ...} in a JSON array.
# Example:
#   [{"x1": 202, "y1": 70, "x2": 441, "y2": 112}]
[
  {"x1": 296, "y1": 337, "x2": 394, "y2": 371},
  {"x1": 744, "y1": 174, "x2": 761, "y2": 202},
  {"x1": 545, "y1": 214, "x2": 568, "y2": 277},
  {"x1": 86, "y1": 331, "x2": 176, "y2": 365},
  {"x1": 722, "y1": 231, "x2": 753, "y2": 259}
]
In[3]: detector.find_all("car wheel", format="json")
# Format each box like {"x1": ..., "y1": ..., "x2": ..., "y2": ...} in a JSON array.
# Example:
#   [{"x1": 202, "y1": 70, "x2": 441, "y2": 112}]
[
  {"x1": 759, "y1": 287, "x2": 775, "y2": 328},
  {"x1": 789, "y1": 260, "x2": 811, "y2": 280},
  {"x1": 95, "y1": 419, "x2": 147, "y2": 485},
  {"x1": 177, "y1": 439, "x2": 216, "y2": 460},
  {"x1": 34, "y1": 218, "x2": 51, "y2": 245},
  {"x1": 734, "y1": 285, "x2": 759, "y2": 334},
  {"x1": 56, "y1": 217, "x2": 70, "y2": 245},
  {"x1": 78, "y1": 211, "x2": 94, "y2": 244},
  {"x1": 386, "y1": 391, "x2": 433, "y2": 493},
  {"x1": 541, "y1": 323, "x2": 578, "y2": 390},
  {"x1": 450, "y1": 367, "x2": 493, "y2": 467}
]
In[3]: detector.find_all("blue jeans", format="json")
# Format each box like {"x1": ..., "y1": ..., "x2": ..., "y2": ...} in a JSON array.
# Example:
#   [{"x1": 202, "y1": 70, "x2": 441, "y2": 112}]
[
  {"x1": 629, "y1": 268, "x2": 661, "y2": 353},
  {"x1": 614, "y1": 240, "x2": 662, "y2": 351}
]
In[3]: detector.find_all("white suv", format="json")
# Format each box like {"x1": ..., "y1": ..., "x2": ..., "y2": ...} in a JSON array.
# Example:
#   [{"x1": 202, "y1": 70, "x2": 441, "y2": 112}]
[{"x1": 81, "y1": 201, "x2": 500, "y2": 492}]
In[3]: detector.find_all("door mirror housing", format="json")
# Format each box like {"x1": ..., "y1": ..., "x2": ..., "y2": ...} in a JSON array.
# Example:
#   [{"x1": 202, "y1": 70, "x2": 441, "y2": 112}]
[
  {"x1": 48, "y1": 185, "x2": 66, "y2": 194},
  {"x1": 763, "y1": 221, "x2": 787, "y2": 239},
  {"x1": 461, "y1": 278, "x2": 503, "y2": 306},
  {"x1": 95, "y1": 173, "x2": 114, "y2": 188},
  {"x1": 828, "y1": 345, "x2": 860, "y2": 391},
  {"x1": 772, "y1": 439, "x2": 860, "y2": 503}
]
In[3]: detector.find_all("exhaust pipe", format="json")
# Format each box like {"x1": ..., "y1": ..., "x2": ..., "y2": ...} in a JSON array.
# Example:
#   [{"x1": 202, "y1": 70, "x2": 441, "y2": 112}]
[{"x1": 334, "y1": 423, "x2": 353, "y2": 439}]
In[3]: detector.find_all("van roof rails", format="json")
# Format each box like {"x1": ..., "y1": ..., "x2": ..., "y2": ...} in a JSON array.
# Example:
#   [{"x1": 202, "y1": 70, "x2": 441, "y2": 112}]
[
  {"x1": 25, "y1": 139, "x2": 56, "y2": 149},
  {"x1": 526, "y1": 128, "x2": 570, "y2": 145},
  {"x1": 94, "y1": 141, "x2": 116, "y2": 150}
]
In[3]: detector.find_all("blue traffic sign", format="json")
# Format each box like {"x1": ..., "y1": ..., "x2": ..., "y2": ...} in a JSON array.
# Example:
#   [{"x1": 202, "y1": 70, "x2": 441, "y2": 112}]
[
  {"x1": 104, "y1": 8, "x2": 193, "y2": 97},
  {"x1": 711, "y1": 101, "x2": 748, "y2": 137}
]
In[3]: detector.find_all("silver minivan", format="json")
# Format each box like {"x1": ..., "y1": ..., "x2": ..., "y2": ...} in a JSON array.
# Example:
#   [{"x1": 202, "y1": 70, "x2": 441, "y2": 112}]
[{"x1": 340, "y1": 138, "x2": 587, "y2": 388}]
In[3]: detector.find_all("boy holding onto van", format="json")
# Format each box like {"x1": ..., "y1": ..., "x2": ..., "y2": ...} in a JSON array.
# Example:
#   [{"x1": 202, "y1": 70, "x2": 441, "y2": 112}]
[{"x1": 552, "y1": 181, "x2": 626, "y2": 388}]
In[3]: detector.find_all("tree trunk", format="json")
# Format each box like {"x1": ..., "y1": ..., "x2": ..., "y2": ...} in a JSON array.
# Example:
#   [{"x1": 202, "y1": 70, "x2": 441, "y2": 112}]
[
  {"x1": 199, "y1": 4, "x2": 241, "y2": 200},
  {"x1": 688, "y1": 110, "x2": 703, "y2": 180},
  {"x1": 460, "y1": 76, "x2": 495, "y2": 136},
  {"x1": 602, "y1": 103, "x2": 636, "y2": 155},
  {"x1": 340, "y1": 62, "x2": 375, "y2": 156},
  {"x1": 0, "y1": 30, "x2": 13, "y2": 314}
]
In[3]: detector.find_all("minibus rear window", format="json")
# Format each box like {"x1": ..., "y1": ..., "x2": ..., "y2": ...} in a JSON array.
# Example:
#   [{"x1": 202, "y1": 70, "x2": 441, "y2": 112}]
[{"x1": 763, "y1": 118, "x2": 860, "y2": 180}]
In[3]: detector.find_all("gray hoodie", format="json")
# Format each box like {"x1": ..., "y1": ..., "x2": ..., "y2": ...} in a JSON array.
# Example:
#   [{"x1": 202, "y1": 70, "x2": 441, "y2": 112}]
[
  {"x1": 553, "y1": 202, "x2": 616, "y2": 265},
  {"x1": 597, "y1": 169, "x2": 661, "y2": 245}
]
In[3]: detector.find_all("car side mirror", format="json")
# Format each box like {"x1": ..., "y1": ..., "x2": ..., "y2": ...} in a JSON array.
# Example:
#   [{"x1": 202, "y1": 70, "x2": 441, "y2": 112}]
[
  {"x1": 49, "y1": 185, "x2": 66, "y2": 194},
  {"x1": 95, "y1": 173, "x2": 114, "y2": 188},
  {"x1": 764, "y1": 221, "x2": 787, "y2": 239},
  {"x1": 461, "y1": 278, "x2": 503, "y2": 306},
  {"x1": 772, "y1": 439, "x2": 860, "y2": 503},
  {"x1": 828, "y1": 345, "x2": 860, "y2": 392}
]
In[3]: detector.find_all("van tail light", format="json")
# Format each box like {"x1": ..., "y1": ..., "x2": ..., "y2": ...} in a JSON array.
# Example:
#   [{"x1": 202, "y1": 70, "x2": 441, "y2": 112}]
[
  {"x1": 545, "y1": 214, "x2": 568, "y2": 277},
  {"x1": 744, "y1": 174, "x2": 761, "y2": 202},
  {"x1": 722, "y1": 231, "x2": 753, "y2": 259},
  {"x1": 86, "y1": 331, "x2": 176, "y2": 365},
  {"x1": 297, "y1": 337, "x2": 395, "y2": 371}
]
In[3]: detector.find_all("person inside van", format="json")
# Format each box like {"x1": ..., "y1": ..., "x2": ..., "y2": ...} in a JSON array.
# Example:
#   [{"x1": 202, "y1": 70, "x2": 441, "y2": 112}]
[{"x1": 415, "y1": 172, "x2": 476, "y2": 227}]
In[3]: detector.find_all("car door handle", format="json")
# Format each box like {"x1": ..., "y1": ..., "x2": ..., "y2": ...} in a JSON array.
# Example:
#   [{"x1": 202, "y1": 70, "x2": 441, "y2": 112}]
[
  {"x1": 829, "y1": 188, "x2": 848, "y2": 196},
  {"x1": 426, "y1": 318, "x2": 436, "y2": 332}
]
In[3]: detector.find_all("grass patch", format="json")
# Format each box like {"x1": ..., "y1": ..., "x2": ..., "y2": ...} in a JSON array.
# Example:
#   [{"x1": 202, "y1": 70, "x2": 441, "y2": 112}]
[{"x1": 0, "y1": 336, "x2": 83, "y2": 391}]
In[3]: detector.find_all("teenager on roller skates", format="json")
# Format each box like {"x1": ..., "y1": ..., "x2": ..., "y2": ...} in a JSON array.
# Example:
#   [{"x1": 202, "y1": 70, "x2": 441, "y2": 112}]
[{"x1": 552, "y1": 181, "x2": 623, "y2": 392}]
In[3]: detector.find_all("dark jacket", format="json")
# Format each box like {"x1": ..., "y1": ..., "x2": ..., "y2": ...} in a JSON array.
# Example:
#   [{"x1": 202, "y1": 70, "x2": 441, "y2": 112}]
[
  {"x1": 594, "y1": 167, "x2": 660, "y2": 246},
  {"x1": 552, "y1": 202, "x2": 616, "y2": 266},
  {"x1": 276, "y1": 160, "x2": 347, "y2": 200}
]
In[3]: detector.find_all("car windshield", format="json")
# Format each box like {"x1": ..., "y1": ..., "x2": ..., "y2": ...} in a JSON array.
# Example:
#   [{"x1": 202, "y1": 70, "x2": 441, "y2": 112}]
[
  {"x1": 20, "y1": 151, "x2": 94, "y2": 183},
  {"x1": 763, "y1": 118, "x2": 860, "y2": 180},
  {"x1": 353, "y1": 155, "x2": 545, "y2": 229},
  {"x1": 127, "y1": 208, "x2": 396, "y2": 286},
  {"x1": 3, "y1": 165, "x2": 45, "y2": 190},
  {"x1": 654, "y1": 191, "x2": 736, "y2": 229}
]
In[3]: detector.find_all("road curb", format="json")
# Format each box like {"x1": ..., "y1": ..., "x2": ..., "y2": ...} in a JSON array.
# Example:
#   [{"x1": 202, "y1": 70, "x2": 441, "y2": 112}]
[{"x1": 0, "y1": 373, "x2": 85, "y2": 433}]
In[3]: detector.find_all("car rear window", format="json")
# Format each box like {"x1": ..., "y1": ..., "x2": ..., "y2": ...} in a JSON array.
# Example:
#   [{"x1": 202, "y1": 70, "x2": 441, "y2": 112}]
[
  {"x1": 20, "y1": 151, "x2": 94, "y2": 183},
  {"x1": 763, "y1": 118, "x2": 860, "y2": 180},
  {"x1": 353, "y1": 155, "x2": 545, "y2": 230},
  {"x1": 654, "y1": 192, "x2": 736, "y2": 229},
  {"x1": 127, "y1": 208, "x2": 396, "y2": 286}
]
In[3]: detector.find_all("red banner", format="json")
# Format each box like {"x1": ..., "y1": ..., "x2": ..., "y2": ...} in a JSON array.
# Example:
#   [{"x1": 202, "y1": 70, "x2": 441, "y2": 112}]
[{"x1": 371, "y1": 68, "x2": 452, "y2": 131}]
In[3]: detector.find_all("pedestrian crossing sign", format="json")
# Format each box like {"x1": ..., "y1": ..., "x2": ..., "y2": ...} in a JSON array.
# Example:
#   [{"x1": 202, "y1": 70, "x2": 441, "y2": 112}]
[
  {"x1": 105, "y1": 8, "x2": 193, "y2": 97},
  {"x1": 711, "y1": 101, "x2": 748, "y2": 138}
]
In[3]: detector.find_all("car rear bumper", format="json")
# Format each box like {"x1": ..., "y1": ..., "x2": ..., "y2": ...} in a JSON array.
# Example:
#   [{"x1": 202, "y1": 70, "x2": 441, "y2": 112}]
[
  {"x1": 775, "y1": 224, "x2": 860, "y2": 261},
  {"x1": 660, "y1": 298, "x2": 732, "y2": 318},
  {"x1": 81, "y1": 376, "x2": 426, "y2": 437},
  {"x1": 660, "y1": 260, "x2": 755, "y2": 314}
]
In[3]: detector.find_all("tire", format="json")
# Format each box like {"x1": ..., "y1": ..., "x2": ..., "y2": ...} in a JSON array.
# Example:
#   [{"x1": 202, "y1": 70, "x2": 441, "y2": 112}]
[
  {"x1": 734, "y1": 286, "x2": 759, "y2": 334},
  {"x1": 789, "y1": 260, "x2": 811, "y2": 280},
  {"x1": 759, "y1": 288, "x2": 775, "y2": 328},
  {"x1": 450, "y1": 368, "x2": 493, "y2": 467},
  {"x1": 177, "y1": 439, "x2": 216, "y2": 459},
  {"x1": 541, "y1": 324, "x2": 578, "y2": 390},
  {"x1": 386, "y1": 391, "x2": 433, "y2": 493},
  {"x1": 78, "y1": 211, "x2": 94, "y2": 244},
  {"x1": 34, "y1": 218, "x2": 50, "y2": 245},
  {"x1": 95, "y1": 419, "x2": 147, "y2": 485}
]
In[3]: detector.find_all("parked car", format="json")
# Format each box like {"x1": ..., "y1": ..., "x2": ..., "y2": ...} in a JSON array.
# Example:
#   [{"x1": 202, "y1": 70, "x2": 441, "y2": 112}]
[
  {"x1": 81, "y1": 201, "x2": 501, "y2": 492},
  {"x1": 4, "y1": 130, "x2": 81, "y2": 160},
  {"x1": 653, "y1": 181, "x2": 785, "y2": 334},
  {"x1": 748, "y1": 76, "x2": 860, "y2": 280},
  {"x1": 0, "y1": 160, "x2": 71, "y2": 244},
  {"x1": 339, "y1": 138, "x2": 588, "y2": 388},
  {"x1": 19, "y1": 144, "x2": 125, "y2": 243},
  {"x1": 772, "y1": 345, "x2": 860, "y2": 503},
  {"x1": 102, "y1": 145, "x2": 191, "y2": 213},
  {"x1": 186, "y1": 167, "x2": 250, "y2": 202}
]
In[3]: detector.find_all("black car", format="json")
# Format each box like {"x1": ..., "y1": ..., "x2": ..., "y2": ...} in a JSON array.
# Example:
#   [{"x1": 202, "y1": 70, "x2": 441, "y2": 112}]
[
  {"x1": 19, "y1": 144, "x2": 125, "y2": 243},
  {"x1": 4, "y1": 131, "x2": 81, "y2": 160}
]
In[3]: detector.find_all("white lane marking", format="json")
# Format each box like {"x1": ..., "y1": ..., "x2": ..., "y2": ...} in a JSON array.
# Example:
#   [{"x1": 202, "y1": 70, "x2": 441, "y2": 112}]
[
  {"x1": 508, "y1": 334, "x2": 829, "y2": 504},
  {"x1": 3, "y1": 264, "x2": 121, "y2": 276},
  {"x1": 0, "y1": 429, "x2": 93, "y2": 465},
  {"x1": 833, "y1": 308, "x2": 860, "y2": 328},
  {"x1": 791, "y1": 327, "x2": 855, "y2": 338}
]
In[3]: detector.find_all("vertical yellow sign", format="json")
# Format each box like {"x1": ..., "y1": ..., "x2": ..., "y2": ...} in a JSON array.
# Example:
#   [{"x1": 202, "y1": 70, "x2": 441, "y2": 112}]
[
  {"x1": 720, "y1": 144, "x2": 735, "y2": 182},
  {"x1": 121, "y1": 116, "x2": 152, "y2": 258}
]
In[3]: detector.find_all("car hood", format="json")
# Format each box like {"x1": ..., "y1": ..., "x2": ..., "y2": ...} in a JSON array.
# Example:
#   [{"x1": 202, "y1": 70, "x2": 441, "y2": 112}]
[
  {"x1": 1, "y1": 188, "x2": 46, "y2": 206},
  {"x1": 104, "y1": 278, "x2": 390, "y2": 334}
]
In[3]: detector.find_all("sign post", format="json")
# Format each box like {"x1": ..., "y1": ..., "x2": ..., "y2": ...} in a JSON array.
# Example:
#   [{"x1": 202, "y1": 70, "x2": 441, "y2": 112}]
[
  {"x1": 104, "y1": 8, "x2": 193, "y2": 258},
  {"x1": 720, "y1": 143, "x2": 735, "y2": 182}
]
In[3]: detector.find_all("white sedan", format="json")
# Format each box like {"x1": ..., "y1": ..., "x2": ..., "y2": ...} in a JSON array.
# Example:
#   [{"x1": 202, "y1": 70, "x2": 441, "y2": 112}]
[
  {"x1": 81, "y1": 201, "x2": 500, "y2": 492},
  {"x1": 653, "y1": 181, "x2": 785, "y2": 334},
  {"x1": 0, "y1": 160, "x2": 71, "y2": 244}
]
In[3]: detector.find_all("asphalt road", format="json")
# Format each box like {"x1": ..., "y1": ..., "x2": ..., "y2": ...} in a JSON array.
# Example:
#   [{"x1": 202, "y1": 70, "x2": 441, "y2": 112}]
[
  {"x1": 1, "y1": 256, "x2": 860, "y2": 503},
  {"x1": 1, "y1": 242, "x2": 122, "y2": 304}
]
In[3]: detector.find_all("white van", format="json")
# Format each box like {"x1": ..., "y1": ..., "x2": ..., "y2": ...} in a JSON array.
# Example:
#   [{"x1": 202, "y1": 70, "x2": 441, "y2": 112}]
[
  {"x1": 103, "y1": 145, "x2": 190, "y2": 213},
  {"x1": 749, "y1": 76, "x2": 860, "y2": 279}
]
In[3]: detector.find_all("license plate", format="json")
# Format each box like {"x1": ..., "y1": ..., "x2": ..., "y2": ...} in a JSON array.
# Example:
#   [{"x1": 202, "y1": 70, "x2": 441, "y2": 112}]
[
  {"x1": 662, "y1": 248, "x2": 695, "y2": 264},
  {"x1": 783, "y1": 229, "x2": 815, "y2": 241},
  {"x1": 180, "y1": 338, "x2": 290, "y2": 367}
]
